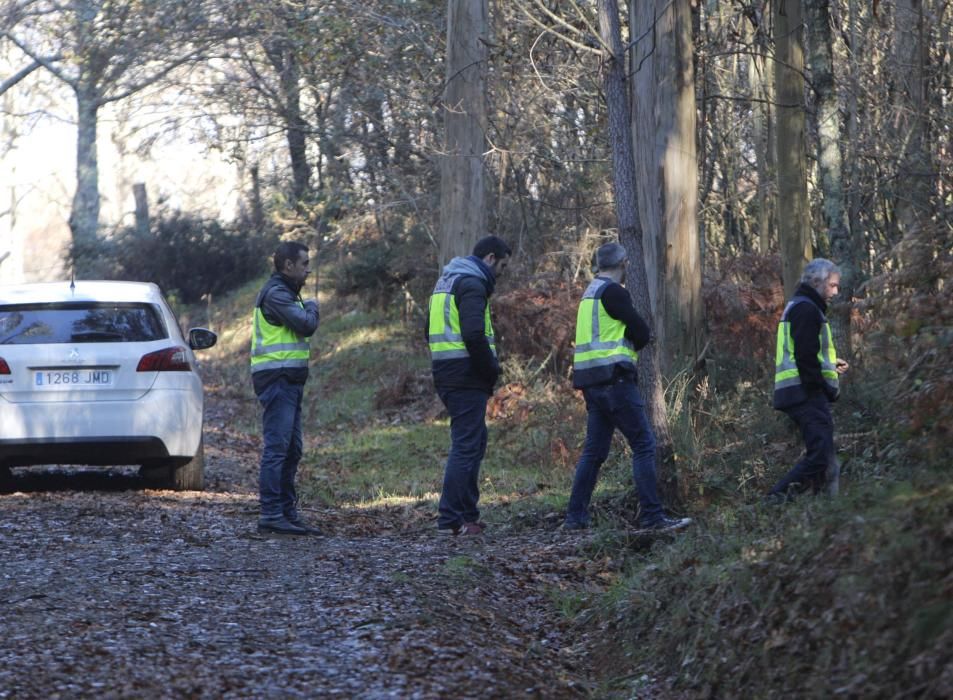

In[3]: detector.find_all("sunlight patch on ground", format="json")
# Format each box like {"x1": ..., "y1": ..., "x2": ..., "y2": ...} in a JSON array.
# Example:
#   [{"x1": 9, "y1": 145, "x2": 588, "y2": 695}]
[
  {"x1": 338, "y1": 492, "x2": 440, "y2": 509},
  {"x1": 322, "y1": 323, "x2": 403, "y2": 355}
]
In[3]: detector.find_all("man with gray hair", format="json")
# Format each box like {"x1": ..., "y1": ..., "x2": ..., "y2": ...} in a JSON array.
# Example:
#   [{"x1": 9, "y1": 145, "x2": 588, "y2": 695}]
[
  {"x1": 563, "y1": 242, "x2": 691, "y2": 532},
  {"x1": 769, "y1": 258, "x2": 849, "y2": 500}
]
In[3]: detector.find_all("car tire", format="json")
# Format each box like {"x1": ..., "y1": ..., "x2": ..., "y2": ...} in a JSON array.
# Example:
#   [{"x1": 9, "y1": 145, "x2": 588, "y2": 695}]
[
  {"x1": 171, "y1": 438, "x2": 205, "y2": 491},
  {"x1": 140, "y1": 438, "x2": 205, "y2": 491},
  {"x1": 0, "y1": 465, "x2": 13, "y2": 493}
]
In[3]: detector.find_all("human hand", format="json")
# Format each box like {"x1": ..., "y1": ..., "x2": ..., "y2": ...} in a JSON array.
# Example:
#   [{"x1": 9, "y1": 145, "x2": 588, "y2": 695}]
[{"x1": 835, "y1": 358, "x2": 849, "y2": 375}]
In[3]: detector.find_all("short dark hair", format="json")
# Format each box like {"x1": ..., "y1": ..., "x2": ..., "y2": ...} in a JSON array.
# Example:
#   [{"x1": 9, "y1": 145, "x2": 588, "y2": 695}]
[
  {"x1": 274, "y1": 241, "x2": 309, "y2": 272},
  {"x1": 472, "y1": 235, "x2": 511, "y2": 260}
]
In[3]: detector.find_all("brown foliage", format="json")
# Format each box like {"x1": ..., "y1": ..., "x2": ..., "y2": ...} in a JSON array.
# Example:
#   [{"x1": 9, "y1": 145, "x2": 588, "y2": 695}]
[
  {"x1": 487, "y1": 382, "x2": 531, "y2": 421},
  {"x1": 855, "y1": 232, "x2": 953, "y2": 463},
  {"x1": 703, "y1": 254, "x2": 785, "y2": 364},
  {"x1": 492, "y1": 276, "x2": 585, "y2": 374}
]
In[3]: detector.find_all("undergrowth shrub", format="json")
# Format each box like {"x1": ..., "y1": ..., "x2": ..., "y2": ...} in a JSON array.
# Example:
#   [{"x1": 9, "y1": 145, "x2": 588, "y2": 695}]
[
  {"x1": 493, "y1": 276, "x2": 584, "y2": 377},
  {"x1": 332, "y1": 214, "x2": 435, "y2": 311},
  {"x1": 599, "y1": 481, "x2": 953, "y2": 698},
  {"x1": 70, "y1": 210, "x2": 276, "y2": 303},
  {"x1": 856, "y1": 228, "x2": 953, "y2": 467}
]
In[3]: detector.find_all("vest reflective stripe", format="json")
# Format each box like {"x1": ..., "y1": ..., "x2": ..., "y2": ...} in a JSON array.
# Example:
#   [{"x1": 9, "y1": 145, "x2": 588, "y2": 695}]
[
  {"x1": 428, "y1": 275, "x2": 496, "y2": 361},
  {"x1": 773, "y1": 297, "x2": 838, "y2": 395},
  {"x1": 250, "y1": 305, "x2": 310, "y2": 373},
  {"x1": 573, "y1": 278, "x2": 638, "y2": 373}
]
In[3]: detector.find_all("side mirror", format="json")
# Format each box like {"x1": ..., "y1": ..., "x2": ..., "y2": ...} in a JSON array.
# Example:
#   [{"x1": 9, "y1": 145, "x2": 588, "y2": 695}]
[{"x1": 188, "y1": 327, "x2": 218, "y2": 351}]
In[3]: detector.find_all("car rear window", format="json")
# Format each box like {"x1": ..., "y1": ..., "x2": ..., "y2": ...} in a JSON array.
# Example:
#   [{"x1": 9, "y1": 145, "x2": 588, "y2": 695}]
[{"x1": 0, "y1": 302, "x2": 168, "y2": 344}]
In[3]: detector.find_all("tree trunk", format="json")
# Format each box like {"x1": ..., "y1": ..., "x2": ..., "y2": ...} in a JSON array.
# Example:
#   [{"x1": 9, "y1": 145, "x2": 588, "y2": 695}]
[
  {"x1": 774, "y1": 0, "x2": 812, "y2": 296},
  {"x1": 249, "y1": 163, "x2": 265, "y2": 233},
  {"x1": 892, "y1": 0, "x2": 935, "y2": 241},
  {"x1": 597, "y1": 0, "x2": 675, "y2": 478},
  {"x1": 747, "y1": 6, "x2": 777, "y2": 253},
  {"x1": 846, "y1": 0, "x2": 864, "y2": 274},
  {"x1": 69, "y1": 87, "x2": 101, "y2": 254},
  {"x1": 264, "y1": 37, "x2": 311, "y2": 205},
  {"x1": 133, "y1": 183, "x2": 150, "y2": 238},
  {"x1": 438, "y1": 0, "x2": 488, "y2": 265},
  {"x1": 805, "y1": 0, "x2": 855, "y2": 351},
  {"x1": 631, "y1": 0, "x2": 704, "y2": 372}
]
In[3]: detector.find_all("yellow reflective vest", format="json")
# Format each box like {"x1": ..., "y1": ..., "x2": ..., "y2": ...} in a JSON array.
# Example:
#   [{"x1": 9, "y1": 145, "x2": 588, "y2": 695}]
[
  {"x1": 428, "y1": 274, "x2": 496, "y2": 361},
  {"x1": 573, "y1": 277, "x2": 638, "y2": 388},
  {"x1": 773, "y1": 296, "x2": 838, "y2": 408},
  {"x1": 250, "y1": 303, "x2": 310, "y2": 374}
]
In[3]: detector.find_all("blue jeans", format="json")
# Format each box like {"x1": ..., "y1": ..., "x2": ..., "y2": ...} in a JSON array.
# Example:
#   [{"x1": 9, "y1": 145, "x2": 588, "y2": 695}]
[
  {"x1": 437, "y1": 388, "x2": 488, "y2": 529},
  {"x1": 770, "y1": 392, "x2": 837, "y2": 497},
  {"x1": 566, "y1": 378, "x2": 664, "y2": 527},
  {"x1": 257, "y1": 377, "x2": 304, "y2": 520}
]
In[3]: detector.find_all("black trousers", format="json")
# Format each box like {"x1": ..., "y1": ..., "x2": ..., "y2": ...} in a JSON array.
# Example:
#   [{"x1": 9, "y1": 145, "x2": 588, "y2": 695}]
[{"x1": 770, "y1": 392, "x2": 838, "y2": 497}]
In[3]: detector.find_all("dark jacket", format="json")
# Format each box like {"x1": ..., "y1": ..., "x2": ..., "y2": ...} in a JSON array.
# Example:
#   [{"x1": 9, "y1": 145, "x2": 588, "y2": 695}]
[
  {"x1": 427, "y1": 256, "x2": 500, "y2": 394},
  {"x1": 252, "y1": 272, "x2": 320, "y2": 395},
  {"x1": 786, "y1": 282, "x2": 838, "y2": 404}
]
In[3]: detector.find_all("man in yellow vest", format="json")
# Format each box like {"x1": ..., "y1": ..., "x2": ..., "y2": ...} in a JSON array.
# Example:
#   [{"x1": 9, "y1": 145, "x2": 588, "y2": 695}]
[
  {"x1": 769, "y1": 258, "x2": 849, "y2": 500},
  {"x1": 564, "y1": 242, "x2": 691, "y2": 532},
  {"x1": 428, "y1": 235, "x2": 511, "y2": 536},
  {"x1": 251, "y1": 241, "x2": 320, "y2": 535}
]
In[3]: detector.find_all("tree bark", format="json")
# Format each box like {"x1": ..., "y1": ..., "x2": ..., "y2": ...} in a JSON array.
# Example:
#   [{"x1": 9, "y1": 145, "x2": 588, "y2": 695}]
[
  {"x1": 133, "y1": 183, "x2": 150, "y2": 238},
  {"x1": 892, "y1": 0, "x2": 935, "y2": 241},
  {"x1": 774, "y1": 0, "x2": 812, "y2": 296},
  {"x1": 631, "y1": 0, "x2": 704, "y2": 372},
  {"x1": 597, "y1": 0, "x2": 675, "y2": 472},
  {"x1": 263, "y1": 36, "x2": 311, "y2": 205},
  {"x1": 438, "y1": 0, "x2": 488, "y2": 265},
  {"x1": 746, "y1": 6, "x2": 777, "y2": 253},
  {"x1": 69, "y1": 86, "x2": 101, "y2": 251},
  {"x1": 805, "y1": 0, "x2": 855, "y2": 351}
]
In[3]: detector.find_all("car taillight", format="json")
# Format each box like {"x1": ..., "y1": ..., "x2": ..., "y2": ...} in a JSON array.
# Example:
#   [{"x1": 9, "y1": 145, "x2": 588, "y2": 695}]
[
  {"x1": 0, "y1": 357, "x2": 9, "y2": 374},
  {"x1": 137, "y1": 346, "x2": 191, "y2": 372}
]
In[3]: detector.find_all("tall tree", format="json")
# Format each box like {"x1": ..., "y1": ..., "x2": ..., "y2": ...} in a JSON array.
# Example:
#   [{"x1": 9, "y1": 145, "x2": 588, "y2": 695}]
[
  {"x1": 745, "y1": 2, "x2": 777, "y2": 254},
  {"x1": 260, "y1": 8, "x2": 311, "y2": 206},
  {"x1": 773, "y1": 0, "x2": 811, "y2": 296},
  {"x1": 805, "y1": 0, "x2": 855, "y2": 347},
  {"x1": 631, "y1": 0, "x2": 704, "y2": 372},
  {"x1": 891, "y1": 0, "x2": 935, "y2": 241},
  {"x1": 1, "y1": 0, "x2": 225, "y2": 264},
  {"x1": 438, "y1": 0, "x2": 488, "y2": 265},
  {"x1": 597, "y1": 0, "x2": 675, "y2": 471}
]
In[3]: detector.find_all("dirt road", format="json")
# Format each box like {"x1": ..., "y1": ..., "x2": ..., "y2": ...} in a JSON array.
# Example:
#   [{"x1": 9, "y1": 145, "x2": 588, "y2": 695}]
[{"x1": 0, "y1": 400, "x2": 598, "y2": 698}]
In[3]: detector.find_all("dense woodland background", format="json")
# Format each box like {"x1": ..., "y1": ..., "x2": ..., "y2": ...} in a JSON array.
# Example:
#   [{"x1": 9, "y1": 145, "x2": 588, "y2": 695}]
[{"x1": 2, "y1": 0, "x2": 952, "y2": 696}]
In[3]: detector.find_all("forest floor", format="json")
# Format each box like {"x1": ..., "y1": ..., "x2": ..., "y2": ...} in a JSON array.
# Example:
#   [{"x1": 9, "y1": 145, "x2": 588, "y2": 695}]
[{"x1": 0, "y1": 372, "x2": 656, "y2": 699}]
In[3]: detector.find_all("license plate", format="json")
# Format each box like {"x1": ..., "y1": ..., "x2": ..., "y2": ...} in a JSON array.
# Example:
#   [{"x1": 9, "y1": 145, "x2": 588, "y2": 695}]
[{"x1": 34, "y1": 369, "x2": 113, "y2": 387}]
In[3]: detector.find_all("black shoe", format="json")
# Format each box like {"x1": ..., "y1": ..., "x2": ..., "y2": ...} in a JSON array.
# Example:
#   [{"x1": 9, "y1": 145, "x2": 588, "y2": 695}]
[
  {"x1": 642, "y1": 516, "x2": 692, "y2": 532},
  {"x1": 286, "y1": 516, "x2": 323, "y2": 536},
  {"x1": 257, "y1": 517, "x2": 309, "y2": 536},
  {"x1": 561, "y1": 520, "x2": 590, "y2": 532}
]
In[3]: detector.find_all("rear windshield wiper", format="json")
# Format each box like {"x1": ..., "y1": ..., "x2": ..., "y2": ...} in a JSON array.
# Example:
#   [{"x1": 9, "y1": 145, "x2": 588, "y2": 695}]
[{"x1": 69, "y1": 331, "x2": 125, "y2": 342}]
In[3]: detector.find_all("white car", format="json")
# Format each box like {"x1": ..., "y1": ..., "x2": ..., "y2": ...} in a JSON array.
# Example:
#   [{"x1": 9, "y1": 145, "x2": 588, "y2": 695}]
[{"x1": 0, "y1": 280, "x2": 216, "y2": 490}]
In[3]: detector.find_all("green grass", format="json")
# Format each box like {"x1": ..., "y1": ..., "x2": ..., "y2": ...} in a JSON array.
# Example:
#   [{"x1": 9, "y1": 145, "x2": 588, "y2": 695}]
[
  {"x1": 587, "y1": 471, "x2": 953, "y2": 698},
  {"x1": 196, "y1": 269, "x2": 952, "y2": 697}
]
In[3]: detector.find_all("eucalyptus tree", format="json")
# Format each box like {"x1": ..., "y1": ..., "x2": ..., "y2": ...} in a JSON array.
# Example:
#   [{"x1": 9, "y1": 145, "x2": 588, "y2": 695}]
[
  {"x1": 593, "y1": 0, "x2": 666, "y2": 434},
  {"x1": 630, "y1": 0, "x2": 703, "y2": 372},
  {"x1": 0, "y1": 0, "x2": 231, "y2": 264},
  {"x1": 438, "y1": 0, "x2": 489, "y2": 264},
  {"x1": 805, "y1": 0, "x2": 854, "y2": 349},
  {"x1": 773, "y1": 0, "x2": 811, "y2": 296}
]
